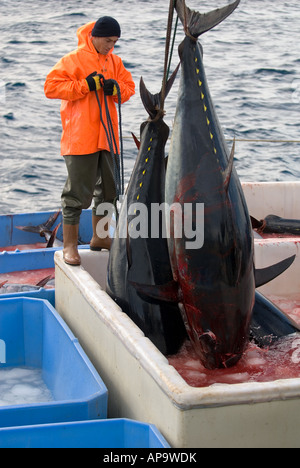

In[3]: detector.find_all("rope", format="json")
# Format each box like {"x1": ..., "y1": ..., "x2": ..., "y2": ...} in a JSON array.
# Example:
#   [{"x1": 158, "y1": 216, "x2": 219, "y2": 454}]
[
  {"x1": 182, "y1": 0, "x2": 197, "y2": 42},
  {"x1": 229, "y1": 139, "x2": 300, "y2": 144},
  {"x1": 166, "y1": 14, "x2": 179, "y2": 81},
  {"x1": 94, "y1": 76, "x2": 124, "y2": 202},
  {"x1": 160, "y1": 0, "x2": 176, "y2": 110},
  {"x1": 120, "y1": 135, "x2": 300, "y2": 144},
  {"x1": 103, "y1": 81, "x2": 124, "y2": 196}
]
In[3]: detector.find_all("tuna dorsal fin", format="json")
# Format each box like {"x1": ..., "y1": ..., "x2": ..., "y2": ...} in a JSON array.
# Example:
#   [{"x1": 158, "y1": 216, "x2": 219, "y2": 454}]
[
  {"x1": 223, "y1": 138, "x2": 235, "y2": 192},
  {"x1": 140, "y1": 64, "x2": 180, "y2": 119},
  {"x1": 175, "y1": 0, "x2": 240, "y2": 38},
  {"x1": 255, "y1": 255, "x2": 296, "y2": 288}
]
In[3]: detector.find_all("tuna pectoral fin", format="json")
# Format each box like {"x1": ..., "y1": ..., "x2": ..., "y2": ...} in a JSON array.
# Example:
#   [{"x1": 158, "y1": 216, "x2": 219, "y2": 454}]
[
  {"x1": 175, "y1": 0, "x2": 240, "y2": 38},
  {"x1": 255, "y1": 255, "x2": 296, "y2": 288},
  {"x1": 130, "y1": 280, "x2": 180, "y2": 304}
]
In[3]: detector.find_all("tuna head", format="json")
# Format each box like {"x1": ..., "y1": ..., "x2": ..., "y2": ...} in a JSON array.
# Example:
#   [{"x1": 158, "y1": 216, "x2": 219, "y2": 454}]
[
  {"x1": 197, "y1": 331, "x2": 243, "y2": 370},
  {"x1": 183, "y1": 303, "x2": 252, "y2": 370}
]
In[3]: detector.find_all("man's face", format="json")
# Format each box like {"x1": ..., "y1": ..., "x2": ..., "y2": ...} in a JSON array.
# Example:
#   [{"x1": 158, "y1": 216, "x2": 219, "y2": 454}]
[{"x1": 92, "y1": 36, "x2": 119, "y2": 55}]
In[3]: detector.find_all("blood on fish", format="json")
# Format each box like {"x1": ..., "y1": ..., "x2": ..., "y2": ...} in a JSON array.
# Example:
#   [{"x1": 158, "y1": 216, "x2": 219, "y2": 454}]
[{"x1": 168, "y1": 295, "x2": 300, "y2": 388}]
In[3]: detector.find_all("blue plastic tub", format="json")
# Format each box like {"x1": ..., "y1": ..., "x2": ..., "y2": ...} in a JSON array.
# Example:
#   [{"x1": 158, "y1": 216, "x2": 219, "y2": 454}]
[
  {"x1": 0, "y1": 248, "x2": 56, "y2": 274},
  {"x1": 0, "y1": 230, "x2": 57, "y2": 302},
  {"x1": 0, "y1": 287, "x2": 55, "y2": 306},
  {"x1": 0, "y1": 297, "x2": 108, "y2": 427},
  {"x1": 0, "y1": 419, "x2": 170, "y2": 448}
]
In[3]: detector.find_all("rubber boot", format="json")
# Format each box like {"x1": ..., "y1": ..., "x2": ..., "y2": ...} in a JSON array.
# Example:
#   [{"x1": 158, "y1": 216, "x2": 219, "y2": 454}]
[
  {"x1": 63, "y1": 224, "x2": 81, "y2": 266},
  {"x1": 90, "y1": 215, "x2": 112, "y2": 251}
]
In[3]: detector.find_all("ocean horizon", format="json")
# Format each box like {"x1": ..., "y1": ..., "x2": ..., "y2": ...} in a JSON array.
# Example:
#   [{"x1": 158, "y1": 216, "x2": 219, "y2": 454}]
[{"x1": 0, "y1": 0, "x2": 299, "y2": 214}]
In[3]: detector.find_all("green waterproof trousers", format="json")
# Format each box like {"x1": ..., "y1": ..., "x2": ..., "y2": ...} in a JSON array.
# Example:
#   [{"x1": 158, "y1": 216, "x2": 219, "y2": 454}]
[{"x1": 61, "y1": 150, "x2": 116, "y2": 225}]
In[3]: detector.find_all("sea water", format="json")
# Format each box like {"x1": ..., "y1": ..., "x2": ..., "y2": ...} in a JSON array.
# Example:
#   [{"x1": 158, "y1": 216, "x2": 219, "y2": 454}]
[
  {"x1": 0, "y1": 0, "x2": 299, "y2": 215},
  {"x1": 0, "y1": 367, "x2": 53, "y2": 407}
]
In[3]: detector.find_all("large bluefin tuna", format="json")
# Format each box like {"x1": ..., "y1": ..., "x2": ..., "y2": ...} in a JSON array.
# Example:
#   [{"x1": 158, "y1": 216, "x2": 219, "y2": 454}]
[
  {"x1": 107, "y1": 0, "x2": 296, "y2": 365},
  {"x1": 164, "y1": 0, "x2": 257, "y2": 369}
]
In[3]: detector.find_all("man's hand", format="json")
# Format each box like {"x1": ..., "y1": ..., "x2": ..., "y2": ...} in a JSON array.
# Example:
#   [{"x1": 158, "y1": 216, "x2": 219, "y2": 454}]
[
  {"x1": 103, "y1": 79, "x2": 118, "y2": 96},
  {"x1": 86, "y1": 71, "x2": 102, "y2": 92}
]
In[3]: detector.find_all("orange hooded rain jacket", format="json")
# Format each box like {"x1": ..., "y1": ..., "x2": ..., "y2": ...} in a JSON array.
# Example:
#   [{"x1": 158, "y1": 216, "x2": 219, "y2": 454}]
[{"x1": 44, "y1": 21, "x2": 135, "y2": 156}]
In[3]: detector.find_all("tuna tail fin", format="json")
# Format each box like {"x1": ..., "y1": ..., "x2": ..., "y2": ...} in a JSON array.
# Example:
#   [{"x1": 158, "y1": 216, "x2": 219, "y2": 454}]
[
  {"x1": 15, "y1": 210, "x2": 61, "y2": 237},
  {"x1": 140, "y1": 63, "x2": 180, "y2": 120},
  {"x1": 176, "y1": 0, "x2": 240, "y2": 38}
]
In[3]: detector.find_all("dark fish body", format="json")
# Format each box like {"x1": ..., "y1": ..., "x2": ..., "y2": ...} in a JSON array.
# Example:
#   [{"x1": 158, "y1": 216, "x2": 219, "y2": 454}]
[
  {"x1": 165, "y1": 0, "x2": 255, "y2": 369},
  {"x1": 0, "y1": 275, "x2": 54, "y2": 294},
  {"x1": 253, "y1": 215, "x2": 300, "y2": 236},
  {"x1": 107, "y1": 77, "x2": 187, "y2": 356},
  {"x1": 251, "y1": 291, "x2": 300, "y2": 347},
  {"x1": 0, "y1": 284, "x2": 43, "y2": 294}
]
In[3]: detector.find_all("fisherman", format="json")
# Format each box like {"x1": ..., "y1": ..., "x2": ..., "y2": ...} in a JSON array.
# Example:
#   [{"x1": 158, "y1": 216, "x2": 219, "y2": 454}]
[{"x1": 44, "y1": 16, "x2": 135, "y2": 266}]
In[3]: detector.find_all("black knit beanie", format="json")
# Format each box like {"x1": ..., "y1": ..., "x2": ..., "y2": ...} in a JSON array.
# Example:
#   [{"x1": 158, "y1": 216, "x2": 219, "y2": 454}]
[{"x1": 92, "y1": 16, "x2": 121, "y2": 38}]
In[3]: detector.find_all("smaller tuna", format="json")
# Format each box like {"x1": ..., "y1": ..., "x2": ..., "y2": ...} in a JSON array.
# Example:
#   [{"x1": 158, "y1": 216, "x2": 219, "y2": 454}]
[
  {"x1": 0, "y1": 276, "x2": 54, "y2": 294},
  {"x1": 252, "y1": 215, "x2": 300, "y2": 236},
  {"x1": 106, "y1": 68, "x2": 187, "y2": 356}
]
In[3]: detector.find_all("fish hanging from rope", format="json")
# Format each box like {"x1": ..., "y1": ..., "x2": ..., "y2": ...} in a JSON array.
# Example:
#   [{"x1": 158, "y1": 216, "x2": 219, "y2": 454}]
[
  {"x1": 132, "y1": 0, "x2": 294, "y2": 369},
  {"x1": 106, "y1": 66, "x2": 187, "y2": 356}
]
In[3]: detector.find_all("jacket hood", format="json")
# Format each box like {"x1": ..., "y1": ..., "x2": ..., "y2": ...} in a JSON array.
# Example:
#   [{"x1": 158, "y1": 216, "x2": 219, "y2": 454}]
[
  {"x1": 77, "y1": 21, "x2": 114, "y2": 55},
  {"x1": 77, "y1": 21, "x2": 96, "y2": 53}
]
